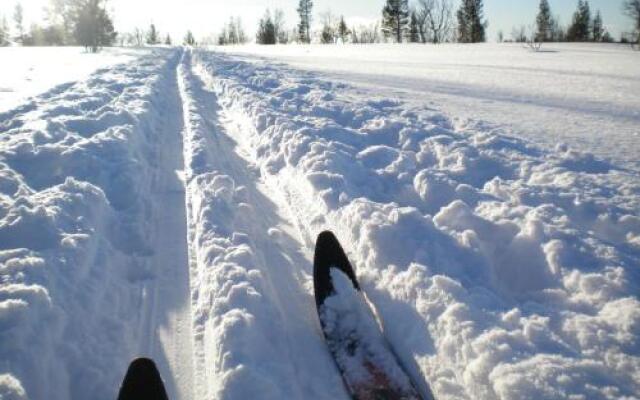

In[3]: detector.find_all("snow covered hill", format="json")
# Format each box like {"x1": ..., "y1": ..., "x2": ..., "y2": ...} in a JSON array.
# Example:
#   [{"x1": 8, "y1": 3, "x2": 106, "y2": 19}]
[{"x1": 0, "y1": 44, "x2": 638, "y2": 400}]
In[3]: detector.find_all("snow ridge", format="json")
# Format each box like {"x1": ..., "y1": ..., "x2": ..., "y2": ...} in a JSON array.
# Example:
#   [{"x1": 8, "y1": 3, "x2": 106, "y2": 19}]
[
  {"x1": 178, "y1": 50, "x2": 347, "y2": 400},
  {"x1": 0, "y1": 48, "x2": 190, "y2": 400},
  {"x1": 195, "y1": 50, "x2": 640, "y2": 400}
]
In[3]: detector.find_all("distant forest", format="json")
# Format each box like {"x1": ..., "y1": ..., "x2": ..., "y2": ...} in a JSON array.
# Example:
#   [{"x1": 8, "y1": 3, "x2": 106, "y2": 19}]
[{"x1": 0, "y1": 0, "x2": 639, "y2": 50}]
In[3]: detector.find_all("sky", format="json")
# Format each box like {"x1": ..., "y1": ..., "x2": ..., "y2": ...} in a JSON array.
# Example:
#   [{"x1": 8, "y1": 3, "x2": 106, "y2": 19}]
[{"x1": 0, "y1": 0, "x2": 633, "y2": 43}]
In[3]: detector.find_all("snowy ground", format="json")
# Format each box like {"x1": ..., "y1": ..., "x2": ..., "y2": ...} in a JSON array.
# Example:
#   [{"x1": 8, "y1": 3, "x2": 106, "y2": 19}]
[
  {"x1": 0, "y1": 44, "x2": 639, "y2": 400},
  {"x1": 214, "y1": 43, "x2": 640, "y2": 172},
  {"x1": 0, "y1": 47, "x2": 152, "y2": 113}
]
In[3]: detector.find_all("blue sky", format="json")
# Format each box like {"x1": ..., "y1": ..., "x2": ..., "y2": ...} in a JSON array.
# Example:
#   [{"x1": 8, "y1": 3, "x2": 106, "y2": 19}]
[{"x1": 1, "y1": 0, "x2": 633, "y2": 41}]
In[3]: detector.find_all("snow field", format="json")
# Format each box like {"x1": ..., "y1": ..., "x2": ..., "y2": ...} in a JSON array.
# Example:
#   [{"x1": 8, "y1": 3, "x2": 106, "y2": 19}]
[
  {"x1": 0, "y1": 44, "x2": 638, "y2": 400},
  {"x1": 215, "y1": 43, "x2": 640, "y2": 172},
  {"x1": 0, "y1": 47, "x2": 151, "y2": 113},
  {"x1": 194, "y1": 49, "x2": 640, "y2": 399},
  {"x1": 0, "y1": 48, "x2": 192, "y2": 400}
]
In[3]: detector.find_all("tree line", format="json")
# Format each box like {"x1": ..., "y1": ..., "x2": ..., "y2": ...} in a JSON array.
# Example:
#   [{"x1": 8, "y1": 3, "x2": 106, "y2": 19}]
[
  {"x1": 245, "y1": 0, "x2": 638, "y2": 46},
  {"x1": 507, "y1": 0, "x2": 615, "y2": 45},
  {"x1": 1, "y1": 0, "x2": 638, "y2": 49},
  {"x1": 0, "y1": 0, "x2": 116, "y2": 51}
]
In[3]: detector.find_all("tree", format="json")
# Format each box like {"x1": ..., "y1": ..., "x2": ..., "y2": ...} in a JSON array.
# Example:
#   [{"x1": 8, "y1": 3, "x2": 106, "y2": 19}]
[
  {"x1": 417, "y1": 0, "x2": 453, "y2": 43},
  {"x1": 297, "y1": 0, "x2": 313, "y2": 43},
  {"x1": 0, "y1": 15, "x2": 9, "y2": 46},
  {"x1": 382, "y1": 0, "x2": 410, "y2": 43},
  {"x1": 184, "y1": 30, "x2": 195, "y2": 46},
  {"x1": 257, "y1": 10, "x2": 276, "y2": 45},
  {"x1": 164, "y1": 34, "x2": 171, "y2": 45},
  {"x1": 550, "y1": 15, "x2": 565, "y2": 41},
  {"x1": 592, "y1": 10, "x2": 603, "y2": 41},
  {"x1": 337, "y1": 16, "x2": 350, "y2": 43},
  {"x1": 45, "y1": 0, "x2": 84, "y2": 44},
  {"x1": 511, "y1": 25, "x2": 527, "y2": 42},
  {"x1": 320, "y1": 24, "x2": 334, "y2": 43},
  {"x1": 273, "y1": 9, "x2": 286, "y2": 44},
  {"x1": 623, "y1": 0, "x2": 640, "y2": 43},
  {"x1": 567, "y1": 0, "x2": 591, "y2": 41},
  {"x1": 319, "y1": 11, "x2": 336, "y2": 44},
  {"x1": 218, "y1": 17, "x2": 247, "y2": 45},
  {"x1": 146, "y1": 23, "x2": 158, "y2": 45},
  {"x1": 536, "y1": 0, "x2": 552, "y2": 42},
  {"x1": 74, "y1": 0, "x2": 116, "y2": 52},
  {"x1": 351, "y1": 22, "x2": 380, "y2": 43},
  {"x1": 14, "y1": 2, "x2": 24, "y2": 44},
  {"x1": 408, "y1": 11, "x2": 421, "y2": 42},
  {"x1": 457, "y1": 0, "x2": 486, "y2": 43}
]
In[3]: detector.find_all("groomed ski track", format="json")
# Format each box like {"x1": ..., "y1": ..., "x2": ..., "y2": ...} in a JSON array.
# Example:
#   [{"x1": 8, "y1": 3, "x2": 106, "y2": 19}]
[{"x1": 1, "y1": 46, "x2": 638, "y2": 400}]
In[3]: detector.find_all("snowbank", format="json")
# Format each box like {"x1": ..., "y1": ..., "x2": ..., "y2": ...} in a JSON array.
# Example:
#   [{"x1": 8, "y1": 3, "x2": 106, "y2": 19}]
[
  {"x1": 195, "y1": 49, "x2": 640, "y2": 400},
  {"x1": 0, "y1": 47, "x2": 151, "y2": 113},
  {"x1": 0, "y1": 48, "x2": 180, "y2": 399}
]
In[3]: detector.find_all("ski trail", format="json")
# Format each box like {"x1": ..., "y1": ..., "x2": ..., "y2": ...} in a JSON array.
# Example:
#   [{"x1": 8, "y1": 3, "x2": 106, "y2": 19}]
[
  {"x1": 136, "y1": 49, "x2": 195, "y2": 400},
  {"x1": 179, "y1": 50, "x2": 348, "y2": 400}
]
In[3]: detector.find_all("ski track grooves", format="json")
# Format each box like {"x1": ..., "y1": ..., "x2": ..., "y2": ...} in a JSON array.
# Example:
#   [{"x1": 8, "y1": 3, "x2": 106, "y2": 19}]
[
  {"x1": 178, "y1": 49, "x2": 347, "y2": 400},
  {"x1": 140, "y1": 49, "x2": 195, "y2": 400}
]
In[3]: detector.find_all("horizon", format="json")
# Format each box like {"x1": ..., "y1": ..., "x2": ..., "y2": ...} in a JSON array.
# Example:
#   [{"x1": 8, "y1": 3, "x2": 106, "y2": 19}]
[{"x1": 0, "y1": 0, "x2": 634, "y2": 43}]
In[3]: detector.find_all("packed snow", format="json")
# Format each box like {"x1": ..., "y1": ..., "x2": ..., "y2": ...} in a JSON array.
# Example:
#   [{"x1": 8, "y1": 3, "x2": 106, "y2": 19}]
[{"x1": 0, "y1": 43, "x2": 638, "y2": 400}]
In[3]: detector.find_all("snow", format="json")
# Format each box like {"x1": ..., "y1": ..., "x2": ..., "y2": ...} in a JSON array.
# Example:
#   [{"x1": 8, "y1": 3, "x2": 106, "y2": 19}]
[
  {"x1": 0, "y1": 43, "x2": 639, "y2": 400},
  {"x1": 0, "y1": 47, "x2": 150, "y2": 113},
  {"x1": 213, "y1": 43, "x2": 640, "y2": 172},
  {"x1": 320, "y1": 267, "x2": 421, "y2": 399}
]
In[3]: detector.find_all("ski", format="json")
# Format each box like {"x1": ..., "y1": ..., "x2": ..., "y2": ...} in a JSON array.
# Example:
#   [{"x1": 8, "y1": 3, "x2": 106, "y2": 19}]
[
  {"x1": 313, "y1": 231, "x2": 423, "y2": 400},
  {"x1": 117, "y1": 357, "x2": 169, "y2": 400}
]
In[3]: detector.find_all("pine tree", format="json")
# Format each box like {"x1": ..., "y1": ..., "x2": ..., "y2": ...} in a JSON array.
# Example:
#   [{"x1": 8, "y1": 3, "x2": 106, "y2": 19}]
[
  {"x1": 408, "y1": 11, "x2": 420, "y2": 42},
  {"x1": 297, "y1": 0, "x2": 313, "y2": 43},
  {"x1": 0, "y1": 15, "x2": 9, "y2": 46},
  {"x1": 320, "y1": 24, "x2": 334, "y2": 44},
  {"x1": 457, "y1": 0, "x2": 486, "y2": 43},
  {"x1": 184, "y1": 30, "x2": 195, "y2": 46},
  {"x1": 567, "y1": 0, "x2": 591, "y2": 41},
  {"x1": 592, "y1": 10, "x2": 603, "y2": 41},
  {"x1": 536, "y1": 0, "x2": 552, "y2": 42},
  {"x1": 624, "y1": 0, "x2": 640, "y2": 43},
  {"x1": 74, "y1": 0, "x2": 116, "y2": 52},
  {"x1": 337, "y1": 16, "x2": 350, "y2": 43},
  {"x1": 146, "y1": 24, "x2": 158, "y2": 45},
  {"x1": 382, "y1": 0, "x2": 410, "y2": 43},
  {"x1": 164, "y1": 34, "x2": 171, "y2": 45},
  {"x1": 257, "y1": 10, "x2": 276, "y2": 45},
  {"x1": 14, "y1": 3, "x2": 24, "y2": 44}
]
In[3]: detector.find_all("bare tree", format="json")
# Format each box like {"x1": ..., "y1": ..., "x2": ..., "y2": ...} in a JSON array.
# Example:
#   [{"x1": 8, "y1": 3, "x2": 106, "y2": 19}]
[
  {"x1": 416, "y1": 0, "x2": 453, "y2": 43},
  {"x1": 525, "y1": 24, "x2": 542, "y2": 51},
  {"x1": 511, "y1": 25, "x2": 527, "y2": 42},
  {"x1": 273, "y1": 9, "x2": 287, "y2": 44},
  {"x1": 352, "y1": 22, "x2": 380, "y2": 44},
  {"x1": 319, "y1": 10, "x2": 337, "y2": 44},
  {"x1": 623, "y1": 0, "x2": 640, "y2": 44},
  {"x1": 133, "y1": 27, "x2": 144, "y2": 46}
]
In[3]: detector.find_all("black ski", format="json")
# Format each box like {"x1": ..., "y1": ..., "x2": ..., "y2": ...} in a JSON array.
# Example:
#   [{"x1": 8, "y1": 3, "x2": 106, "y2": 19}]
[
  {"x1": 117, "y1": 357, "x2": 169, "y2": 400},
  {"x1": 313, "y1": 231, "x2": 423, "y2": 400}
]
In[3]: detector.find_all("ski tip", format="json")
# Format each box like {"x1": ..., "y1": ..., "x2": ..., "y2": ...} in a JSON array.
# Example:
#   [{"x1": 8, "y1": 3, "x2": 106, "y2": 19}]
[
  {"x1": 117, "y1": 357, "x2": 169, "y2": 400},
  {"x1": 313, "y1": 231, "x2": 360, "y2": 308}
]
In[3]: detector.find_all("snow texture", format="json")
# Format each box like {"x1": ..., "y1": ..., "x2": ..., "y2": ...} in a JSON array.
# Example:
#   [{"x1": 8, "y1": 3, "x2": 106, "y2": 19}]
[
  {"x1": 320, "y1": 267, "x2": 420, "y2": 399},
  {"x1": 0, "y1": 43, "x2": 639, "y2": 400},
  {"x1": 194, "y1": 48, "x2": 640, "y2": 399}
]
